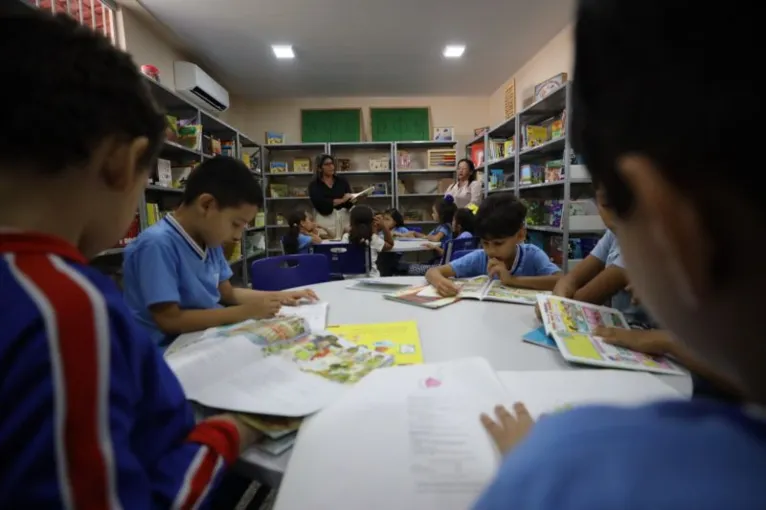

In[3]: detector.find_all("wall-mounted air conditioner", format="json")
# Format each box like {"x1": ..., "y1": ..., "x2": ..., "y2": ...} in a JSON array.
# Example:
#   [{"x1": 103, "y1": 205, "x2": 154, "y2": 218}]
[{"x1": 174, "y1": 61, "x2": 230, "y2": 113}]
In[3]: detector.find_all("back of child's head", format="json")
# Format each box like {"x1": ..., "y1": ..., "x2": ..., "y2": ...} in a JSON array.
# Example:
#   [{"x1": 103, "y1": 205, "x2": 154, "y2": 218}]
[
  {"x1": 454, "y1": 208, "x2": 476, "y2": 236},
  {"x1": 572, "y1": 0, "x2": 763, "y2": 393},
  {"x1": 348, "y1": 205, "x2": 374, "y2": 245},
  {"x1": 182, "y1": 157, "x2": 263, "y2": 209},
  {"x1": 434, "y1": 195, "x2": 458, "y2": 226},
  {"x1": 283, "y1": 208, "x2": 308, "y2": 254},
  {"x1": 1, "y1": 8, "x2": 165, "y2": 177},
  {"x1": 385, "y1": 208, "x2": 405, "y2": 228},
  {"x1": 474, "y1": 194, "x2": 526, "y2": 240}
]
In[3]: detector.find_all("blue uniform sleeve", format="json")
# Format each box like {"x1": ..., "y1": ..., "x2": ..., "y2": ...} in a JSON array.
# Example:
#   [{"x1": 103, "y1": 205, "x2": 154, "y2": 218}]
[
  {"x1": 588, "y1": 230, "x2": 614, "y2": 263},
  {"x1": 528, "y1": 245, "x2": 561, "y2": 276},
  {"x1": 449, "y1": 249, "x2": 487, "y2": 278},
  {"x1": 131, "y1": 241, "x2": 182, "y2": 306},
  {"x1": 0, "y1": 297, "x2": 239, "y2": 509},
  {"x1": 214, "y1": 247, "x2": 234, "y2": 282},
  {"x1": 298, "y1": 234, "x2": 313, "y2": 251}
]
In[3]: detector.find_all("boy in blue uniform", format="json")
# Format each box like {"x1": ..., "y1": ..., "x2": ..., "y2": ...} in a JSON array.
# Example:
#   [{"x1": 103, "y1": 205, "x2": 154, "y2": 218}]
[
  {"x1": 0, "y1": 8, "x2": 259, "y2": 508},
  {"x1": 124, "y1": 157, "x2": 316, "y2": 346},
  {"x1": 476, "y1": 1, "x2": 766, "y2": 508},
  {"x1": 425, "y1": 194, "x2": 561, "y2": 296}
]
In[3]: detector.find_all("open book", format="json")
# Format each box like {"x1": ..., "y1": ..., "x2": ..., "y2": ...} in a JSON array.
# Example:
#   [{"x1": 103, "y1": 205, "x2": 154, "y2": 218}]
[
  {"x1": 385, "y1": 276, "x2": 547, "y2": 309},
  {"x1": 347, "y1": 278, "x2": 413, "y2": 293},
  {"x1": 273, "y1": 358, "x2": 509, "y2": 510},
  {"x1": 327, "y1": 321, "x2": 423, "y2": 365},
  {"x1": 351, "y1": 186, "x2": 375, "y2": 201},
  {"x1": 537, "y1": 295, "x2": 684, "y2": 375},
  {"x1": 165, "y1": 316, "x2": 394, "y2": 417}
]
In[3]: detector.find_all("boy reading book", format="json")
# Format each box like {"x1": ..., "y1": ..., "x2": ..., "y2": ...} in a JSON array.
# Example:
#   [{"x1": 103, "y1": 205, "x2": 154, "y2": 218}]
[
  {"x1": 124, "y1": 157, "x2": 317, "y2": 346},
  {"x1": 0, "y1": 8, "x2": 259, "y2": 508},
  {"x1": 425, "y1": 194, "x2": 561, "y2": 296},
  {"x1": 476, "y1": 1, "x2": 766, "y2": 508}
]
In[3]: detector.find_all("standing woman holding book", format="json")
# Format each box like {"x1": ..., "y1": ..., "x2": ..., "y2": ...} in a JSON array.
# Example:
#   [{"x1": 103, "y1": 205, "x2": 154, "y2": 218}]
[
  {"x1": 308, "y1": 154, "x2": 354, "y2": 238},
  {"x1": 445, "y1": 158, "x2": 483, "y2": 208}
]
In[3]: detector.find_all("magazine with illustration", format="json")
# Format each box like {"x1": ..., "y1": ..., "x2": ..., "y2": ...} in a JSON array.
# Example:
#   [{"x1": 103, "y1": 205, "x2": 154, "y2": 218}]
[
  {"x1": 416, "y1": 275, "x2": 549, "y2": 306},
  {"x1": 165, "y1": 316, "x2": 394, "y2": 417},
  {"x1": 536, "y1": 295, "x2": 684, "y2": 375}
]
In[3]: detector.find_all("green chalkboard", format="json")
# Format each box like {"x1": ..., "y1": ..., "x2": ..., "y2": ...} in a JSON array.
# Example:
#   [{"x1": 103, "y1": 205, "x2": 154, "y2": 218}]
[
  {"x1": 370, "y1": 108, "x2": 430, "y2": 142},
  {"x1": 301, "y1": 109, "x2": 361, "y2": 143}
]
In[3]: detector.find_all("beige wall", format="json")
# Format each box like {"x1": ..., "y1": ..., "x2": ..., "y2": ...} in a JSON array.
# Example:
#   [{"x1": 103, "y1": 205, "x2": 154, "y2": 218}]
[
  {"x1": 236, "y1": 96, "x2": 490, "y2": 147},
  {"x1": 488, "y1": 24, "x2": 574, "y2": 126}
]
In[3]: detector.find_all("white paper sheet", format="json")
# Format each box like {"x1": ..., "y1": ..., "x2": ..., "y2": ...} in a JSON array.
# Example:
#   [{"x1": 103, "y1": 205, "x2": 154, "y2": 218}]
[
  {"x1": 496, "y1": 369, "x2": 687, "y2": 419},
  {"x1": 277, "y1": 302, "x2": 329, "y2": 331},
  {"x1": 274, "y1": 357, "x2": 508, "y2": 510},
  {"x1": 165, "y1": 334, "x2": 347, "y2": 417}
]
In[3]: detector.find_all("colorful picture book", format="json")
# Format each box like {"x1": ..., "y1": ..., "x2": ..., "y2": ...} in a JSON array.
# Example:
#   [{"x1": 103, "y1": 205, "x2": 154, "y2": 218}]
[
  {"x1": 522, "y1": 326, "x2": 557, "y2": 350},
  {"x1": 346, "y1": 278, "x2": 413, "y2": 293},
  {"x1": 293, "y1": 158, "x2": 311, "y2": 173},
  {"x1": 383, "y1": 284, "x2": 459, "y2": 309},
  {"x1": 416, "y1": 276, "x2": 548, "y2": 306},
  {"x1": 269, "y1": 161, "x2": 288, "y2": 173},
  {"x1": 165, "y1": 316, "x2": 394, "y2": 416},
  {"x1": 326, "y1": 321, "x2": 423, "y2": 365},
  {"x1": 536, "y1": 295, "x2": 684, "y2": 375},
  {"x1": 266, "y1": 131, "x2": 285, "y2": 144}
]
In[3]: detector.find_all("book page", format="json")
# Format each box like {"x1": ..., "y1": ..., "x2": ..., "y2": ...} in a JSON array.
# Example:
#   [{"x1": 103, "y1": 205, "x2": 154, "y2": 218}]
[
  {"x1": 277, "y1": 302, "x2": 329, "y2": 331},
  {"x1": 483, "y1": 280, "x2": 545, "y2": 305},
  {"x1": 496, "y1": 369, "x2": 687, "y2": 419},
  {"x1": 274, "y1": 358, "x2": 508, "y2": 510},
  {"x1": 537, "y1": 294, "x2": 628, "y2": 335},
  {"x1": 326, "y1": 321, "x2": 423, "y2": 365}
]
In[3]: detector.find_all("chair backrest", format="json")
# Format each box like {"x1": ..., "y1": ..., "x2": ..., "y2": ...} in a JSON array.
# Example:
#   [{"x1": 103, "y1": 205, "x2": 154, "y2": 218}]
[
  {"x1": 312, "y1": 242, "x2": 370, "y2": 276},
  {"x1": 250, "y1": 254, "x2": 330, "y2": 291},
  {"x1": 442, "y1": 236, "x2": 481, "y2": 263},
  {"x1": 451, "y1": 249, "x2": 480, "y2": 262},
  {"x1": 407, "y1": 226, "x2": 423, "y2": 233}
]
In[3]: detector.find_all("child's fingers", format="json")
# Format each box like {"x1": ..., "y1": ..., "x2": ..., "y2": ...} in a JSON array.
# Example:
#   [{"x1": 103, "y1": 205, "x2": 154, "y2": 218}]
[
  {"x1": 512, "y1": 402, "x2": 533, "y2": 426},
  {"x1": 494, "y1": 405, "x2": 515, "y2": 428},
  {"x1": 479, "y1": 413, "x2": 504, "y2": 440}
]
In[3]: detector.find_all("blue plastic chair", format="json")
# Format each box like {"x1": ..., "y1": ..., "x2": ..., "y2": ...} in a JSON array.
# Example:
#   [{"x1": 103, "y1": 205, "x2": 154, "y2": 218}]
[
  {"x1": 312, "y1": 243, "x2": 370, "y2": 277},
  {"x1": 451, "y1": 249, "x2": 480, "y2": 262},
  {"x1": 250, "y1": 254, "x2": 330, "y2": 291},
  {"x1": 442, "y1": 237, "x2": 481, "y2": 263},
  {"x1": 407, "y1": 226, "x2": 423, "y2": 233}
]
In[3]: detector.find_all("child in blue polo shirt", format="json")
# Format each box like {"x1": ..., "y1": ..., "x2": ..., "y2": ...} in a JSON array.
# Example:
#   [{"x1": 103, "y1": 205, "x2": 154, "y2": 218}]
[
  {"x1": 0, "y1": 8, "x2": 259, "y2": 508},
  {"x1": 283, "y1": 208, "x2": 323, "y2": 254},
  {"x1": 453, "y1": 207, "x2": 476, "y2": 240},
  {"x1": 475, "y1": 1, "x2": 766, "y2": 508},
  {"x1": 425, "y1": 194, "x2": 561, "y2": 296},
  {"x1": 124, "y1": 157, "x2": 316, "y2": 346}
]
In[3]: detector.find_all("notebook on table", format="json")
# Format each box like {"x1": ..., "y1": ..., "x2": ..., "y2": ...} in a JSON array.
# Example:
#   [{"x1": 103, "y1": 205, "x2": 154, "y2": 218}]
[{"x1": 536, "y1": 295, "x2": 684, "y2": 375}]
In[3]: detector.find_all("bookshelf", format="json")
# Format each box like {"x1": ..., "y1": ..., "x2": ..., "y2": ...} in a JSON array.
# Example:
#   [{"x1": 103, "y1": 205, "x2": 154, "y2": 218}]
[
  {"x1": 466, "y1": 82, "x2": 605, "y2": 272},
  {"x1": 92, "y1": 75, "x2": 262, "y2": 287},
  {"x1": 328, "y1": 141, "x2": 395, "y2": 213},
  {"x1": 393, "y1": 141, "x2": 457, "y2": 226}
]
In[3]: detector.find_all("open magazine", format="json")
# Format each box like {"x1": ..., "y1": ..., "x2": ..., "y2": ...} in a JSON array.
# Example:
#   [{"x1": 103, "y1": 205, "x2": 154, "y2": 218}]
[
  {"x1": 385, "y1": 276, "x2": 547, "y2": 309},
  {"x1": 165, "y1": 316, "x2": 394, "y2": 417},
  {"x1": 536, "y1": 295, "x2": 684, "y2": 375}
]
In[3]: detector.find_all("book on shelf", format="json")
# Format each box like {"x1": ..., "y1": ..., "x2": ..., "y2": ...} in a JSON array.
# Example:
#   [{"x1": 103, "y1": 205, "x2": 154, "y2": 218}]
[
  {"x1": 270, "y1": 161, "x2": 288, "y2": 173},
  {"x1": 293, "y1": 158, "x2": 311, "y2": 173},
  {"x1": 144, "y1": 202, "x2": 167, "y2": 227},
  {"x1": 427, "y1": 149, "x2": 457, "y2": 170},
  {"x1": 536, "y1": 295, "x2": 684, "y2": 375},
  {"x1": 418, "y1": 276, "x2": 549, "y2": 306},
  {"x1": 164, "y1": 315, "x2": 394, "y2": 417},
  {"x1": 521, "y1": 124, "x2": 549, "y2": 149},
  {"x1": 326, "y1": 321, "x2": 423, "y2": 366},
  {"x1": 266, "y1": 131, "x2": 284, "y2": 144}
]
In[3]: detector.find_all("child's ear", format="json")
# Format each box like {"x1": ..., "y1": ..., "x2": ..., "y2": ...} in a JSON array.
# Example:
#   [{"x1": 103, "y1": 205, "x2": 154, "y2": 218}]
[
  {"x1": 101, "y1": 136, "x2": 150, "y2": 191},
  {"x1": 197, "y1": 193, "x2": 217, "y2": 213}
]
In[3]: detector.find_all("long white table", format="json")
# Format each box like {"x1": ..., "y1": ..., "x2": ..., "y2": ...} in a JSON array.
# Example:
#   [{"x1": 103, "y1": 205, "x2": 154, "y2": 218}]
[
  {"x1": 321, "y1": 239, "x2": 439, "y2": 253},
  {"x1": 173, "y1": 276, "x2": 692, "y2": 487}
]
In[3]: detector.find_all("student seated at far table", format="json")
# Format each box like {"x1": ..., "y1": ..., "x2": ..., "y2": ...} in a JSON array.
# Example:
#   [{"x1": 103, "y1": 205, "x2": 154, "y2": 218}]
[
  {"x1": 426, "y1": 194, "x2": 561, "y2": 296},
  {"x1": 283, "y1": 207, "x2": 324, "y2": 254},
  {"x1": 123, "y1": 157, "x2": 317, "y2": 347}
]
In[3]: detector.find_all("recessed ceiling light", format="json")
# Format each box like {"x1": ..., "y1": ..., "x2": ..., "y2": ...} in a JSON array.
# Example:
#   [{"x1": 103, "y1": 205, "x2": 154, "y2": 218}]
[
  {"x1": 272, "y1": 45, "x2": 295, "y2": 59},
  {"x1": 443, "y1": 45, "x2": 466, "y2": 58}
]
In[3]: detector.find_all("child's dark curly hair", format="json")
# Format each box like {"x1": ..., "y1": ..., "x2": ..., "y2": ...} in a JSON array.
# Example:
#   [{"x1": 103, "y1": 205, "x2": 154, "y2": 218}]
[
  {"x1": 0, "y1": 7, "x2": 166, "y2": 174},
  {"x1": 454, "y1": 208, "x2": 476, "y2": 236},
  {"x1": 348, "y1": 205, "x2": 374, "y2": 245},
  {"x1": 385, "y1": 208, "x2": 405, "y2": 228},
  {"x1": 434, "y1": 195, "x2": 458, "y2": 225}
]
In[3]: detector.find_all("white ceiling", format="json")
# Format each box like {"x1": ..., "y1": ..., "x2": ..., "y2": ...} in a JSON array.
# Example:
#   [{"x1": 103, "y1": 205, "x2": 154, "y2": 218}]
[{"x1": 139, "y1": 0, "x2": 574, "y2": 98}]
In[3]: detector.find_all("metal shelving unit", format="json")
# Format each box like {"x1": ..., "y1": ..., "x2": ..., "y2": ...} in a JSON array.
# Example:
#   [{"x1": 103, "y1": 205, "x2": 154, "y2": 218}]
[
  {"x1": 328, "y1": 142, "x2": 395, "y2": 211},
  {"x1": 92, "y1": 75, "x2": 261, "y2": 286},
  {"x1": 467, "y1": 83, "x2": 604, "y2": 272},
  {"x1": 394, "y1": 140, "x2": 457, "y2": 226}
]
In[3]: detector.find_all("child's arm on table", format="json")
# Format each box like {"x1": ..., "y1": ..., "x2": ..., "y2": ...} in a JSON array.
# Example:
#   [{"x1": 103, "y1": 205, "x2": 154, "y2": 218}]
[
  {"x1": 425, "y1": 264, "x2": 461, "y2": 296},
  {"x1": 552, "y1": 253, "x2": 606, "y2": 298},
  {"x1": 426, "y1": 231, "x2": 446, "y2": 243},
  {"x1": 150, "y1": 299, "x2": 282, "y2": 336},
  {"x1": 219, "y1": 280, "x2": 318, "y2": 306},
  {"x1": 376, "y1": 218, "x2": 394, "y2": 251},
  {"x1": 573, "y1": 265, "x2": 628, "y2": 304}
]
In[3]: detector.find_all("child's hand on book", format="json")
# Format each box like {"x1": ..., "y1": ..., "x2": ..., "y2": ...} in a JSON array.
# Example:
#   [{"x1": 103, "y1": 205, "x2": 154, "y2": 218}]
[
  {"x1": 433, "y1": 277, "x2": 460, "y2": 297},
  {"x1": 480, "y1": 402, "x2": 535, "y2": 455},
  {"x1": 278, "y1": 289, "x2": 319, "y2": 306},
  {"x1": 245, "y1": 296, "x2": 282, "y2": 318},
  {"x1": 594, "y1": 327, "x2": 674, "y2": 356}
]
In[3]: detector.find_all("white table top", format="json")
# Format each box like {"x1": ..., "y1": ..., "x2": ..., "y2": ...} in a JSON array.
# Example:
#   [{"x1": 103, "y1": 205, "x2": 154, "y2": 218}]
[
  {"x1": 180, "y1": 276, "x2": 693, "y2": 486},
  {"x1": 321, "y1": 239, "x2": 438, "y2": 252}
]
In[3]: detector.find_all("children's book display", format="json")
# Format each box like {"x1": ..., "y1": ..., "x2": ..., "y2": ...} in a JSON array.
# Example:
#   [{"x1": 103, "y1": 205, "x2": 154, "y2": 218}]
[
  {"x1": 165, "y1": 316, "x2": 394, "y2": 417},
  {"x1": 326, "y1": 321, "x2": 423, "y2": 365},
  {"x1": 386, "y1": 276, "x2": 548, "y2": 309},
  {"x1": 273, "y1": 358, "x2": 509, "y2": 510},
  {"x1": 347, "y1": 278, "x2": 413, "y2": 293},
  {"x1": 536, "y1": 295, "x2": 684, "y2": 375}
]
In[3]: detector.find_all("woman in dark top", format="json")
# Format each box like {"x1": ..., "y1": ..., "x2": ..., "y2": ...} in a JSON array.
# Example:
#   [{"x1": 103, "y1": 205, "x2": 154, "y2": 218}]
[{"x1": 308, "y1": 154, "x2": 354, "y2": 238}]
